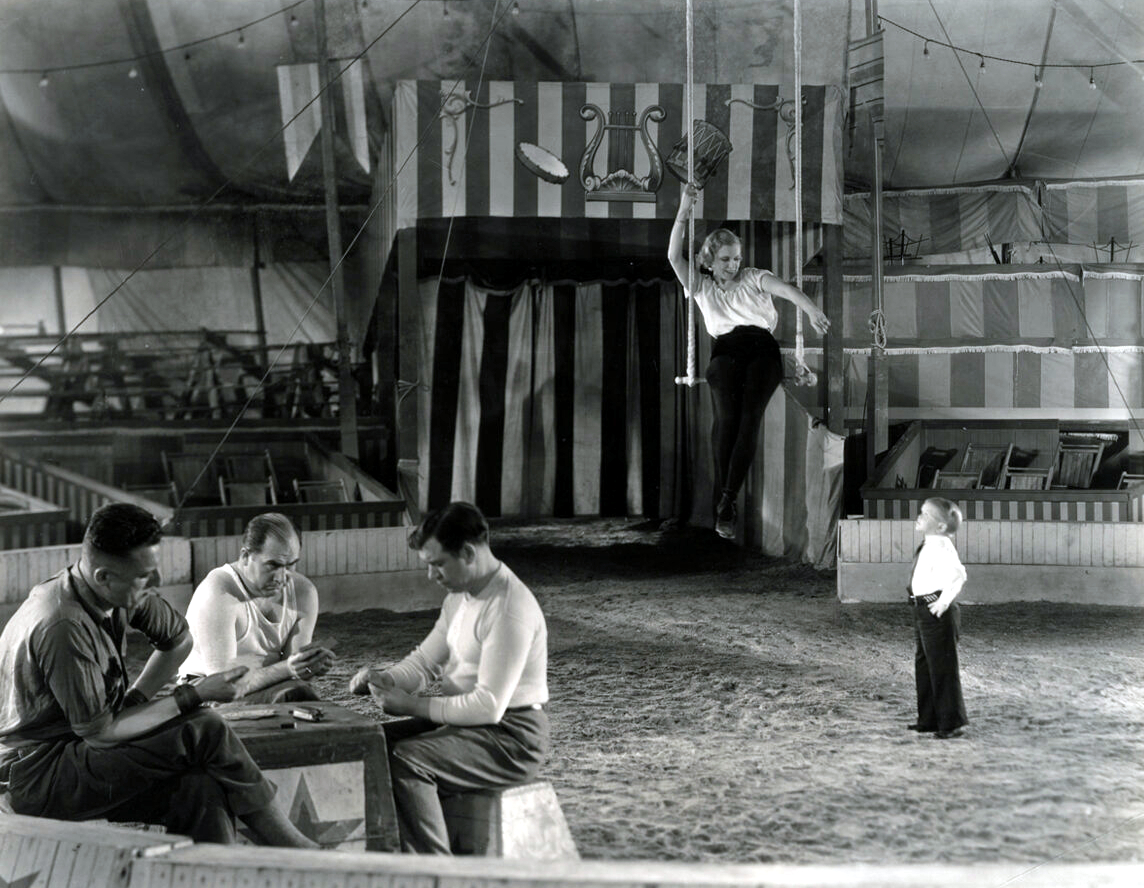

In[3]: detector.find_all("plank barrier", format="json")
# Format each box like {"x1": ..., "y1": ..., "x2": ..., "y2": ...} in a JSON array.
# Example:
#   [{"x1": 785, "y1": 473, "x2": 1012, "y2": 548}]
[
  {"x1": 2, "y1": 811, "x2": 1144, "y2": 888},
  {"x1": 0, "y1": 812, "x2": 189, "y2": 888},
  {"x1": 442, "y1": 781, "x2": 578, "y2": 859},
  {"x1": 1, "y1": 525, "x2": 440, "y2": 629},
  {"x1": 838, "y1": 517, "x2": 1144, "y2": 606}
]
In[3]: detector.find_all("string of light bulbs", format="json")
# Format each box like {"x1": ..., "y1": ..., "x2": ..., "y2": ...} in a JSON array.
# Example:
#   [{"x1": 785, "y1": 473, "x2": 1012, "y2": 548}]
[
  {"x1": 0, "y1": 0, "x2": 313, "y2": 84},
  {"x1": 880, "y1": 15, "x2": 1144, "y2": 77}
]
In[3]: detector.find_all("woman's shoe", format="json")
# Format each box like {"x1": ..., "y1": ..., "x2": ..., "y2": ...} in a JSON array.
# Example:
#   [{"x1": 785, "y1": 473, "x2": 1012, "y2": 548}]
[{"x1": 715, "y1": 500, "x2": 736, "y2": 539}]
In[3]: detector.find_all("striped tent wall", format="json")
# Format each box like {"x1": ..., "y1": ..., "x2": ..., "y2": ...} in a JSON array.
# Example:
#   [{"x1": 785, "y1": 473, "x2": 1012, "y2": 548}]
[
  {"x1": 395, "y1": 80, "x2": 844, "y2": 226},
  {"x1": 809, "y1": 265, "x2": 1144, "y2": 349},
  {"x1": 414, "y1": 278, "x2": 843, "y2": 565},
  {"x1": 841, "y1": 179, "x2": 1144, "y2": 262},
  {"x1": 842, "y1": 185, "x2": 1042, "y2": 260},
  {"x1": 796, "y1": 265, "x2": 1144, "y2": 419},
  {"x1": 1043, "y1": 180, "x2": 1144, "y2": 249},
  {"x1": 839, "y1": 348, "x2": 1144, "y2": 416}
]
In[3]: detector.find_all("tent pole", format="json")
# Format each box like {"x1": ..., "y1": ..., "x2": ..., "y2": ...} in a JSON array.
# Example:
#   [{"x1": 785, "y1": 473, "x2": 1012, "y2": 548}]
[
  {"x1": 315, "y1": 0, "x2": 360, "y2": 460},
  {"x1": 865, "y1": 0, "x2": 888, "y2": 476}
]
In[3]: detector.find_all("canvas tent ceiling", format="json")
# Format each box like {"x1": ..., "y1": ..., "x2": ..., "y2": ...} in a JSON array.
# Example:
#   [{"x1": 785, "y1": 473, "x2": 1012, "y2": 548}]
[{"x1": 1, "y1": 0, "x2": 1140, "y2": 218}]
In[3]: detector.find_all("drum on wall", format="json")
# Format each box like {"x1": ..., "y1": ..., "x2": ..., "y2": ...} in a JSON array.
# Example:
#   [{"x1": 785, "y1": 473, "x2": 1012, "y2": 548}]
[
  {"x1": 515, "y1": 142, "x2": 570, "y2": 184},
  {"x1": 665, "y1": 120, "x2": 732, "y2": 188}
]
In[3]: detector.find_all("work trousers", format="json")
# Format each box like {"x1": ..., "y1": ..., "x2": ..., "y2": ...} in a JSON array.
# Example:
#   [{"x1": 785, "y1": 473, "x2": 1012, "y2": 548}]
[
  {"x1": 384, "y1": 707, "x2": 550, "y2": 854},
  {"x1": 1, "y1": 708, "x2": 276, "y2": 843},
  {"x1": 706, "y1": 326, "x2": 784, "y2": 501},
  {"x1": 913, "y1": 601, "x2": 968, "y2": 733}
]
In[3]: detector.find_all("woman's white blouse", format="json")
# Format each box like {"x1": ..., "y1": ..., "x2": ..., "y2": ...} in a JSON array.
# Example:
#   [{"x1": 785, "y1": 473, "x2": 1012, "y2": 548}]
[{"x1": 688, "y1": 267, "x2": 779, "y2": 337}]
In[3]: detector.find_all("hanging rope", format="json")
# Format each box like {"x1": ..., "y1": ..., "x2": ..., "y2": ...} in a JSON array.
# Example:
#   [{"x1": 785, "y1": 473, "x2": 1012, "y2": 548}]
[
  {"x1": 791, "y1": 0, "x2": 816, "y2": 387},
  {"x1": 674, "y1": 0, "x2": 700, "y2": 387}
]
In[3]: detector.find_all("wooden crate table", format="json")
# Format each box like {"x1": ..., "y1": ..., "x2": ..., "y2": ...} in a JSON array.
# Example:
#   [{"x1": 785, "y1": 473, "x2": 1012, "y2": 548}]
[{"x1": 216, "y1": 701, "x2": 399, "y2": 852}]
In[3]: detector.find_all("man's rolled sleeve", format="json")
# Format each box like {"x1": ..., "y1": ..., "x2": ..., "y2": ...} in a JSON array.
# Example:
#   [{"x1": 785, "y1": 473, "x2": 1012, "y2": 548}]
[{"x1": 130, "y1": 593, "x2": 189, "y2": 651}]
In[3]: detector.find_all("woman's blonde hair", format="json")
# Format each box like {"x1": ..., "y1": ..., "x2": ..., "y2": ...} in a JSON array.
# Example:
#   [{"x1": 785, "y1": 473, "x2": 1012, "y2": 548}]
[{"x1": 696, "y1": 228, "x2": 741, "y2": 271}]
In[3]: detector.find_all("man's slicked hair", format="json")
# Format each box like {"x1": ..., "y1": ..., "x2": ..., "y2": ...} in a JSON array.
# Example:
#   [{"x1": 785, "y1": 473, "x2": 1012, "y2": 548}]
[
  {"x1": 84, "y1": 502, "x2": 163, "y2": 559},
  {"x1": 242, "y1": 512, "x2": 299, "y2": 554},
  {"x1": 408, "y1": 501, "x2": 489, "y2": 555}
]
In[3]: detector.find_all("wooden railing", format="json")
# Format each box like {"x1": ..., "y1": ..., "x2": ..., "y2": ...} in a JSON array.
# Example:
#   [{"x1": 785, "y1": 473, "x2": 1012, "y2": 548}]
[{"x1": 0, "y1": 445, "x2": 175, "y2": 530}]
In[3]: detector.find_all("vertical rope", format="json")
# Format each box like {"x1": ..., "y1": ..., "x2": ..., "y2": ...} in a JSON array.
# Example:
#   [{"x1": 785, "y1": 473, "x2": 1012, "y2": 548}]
[
  {"x1": 792, "y1": 0, "x2": 816, "y2": 386},
  {"x1": 684, "y1": 0, "x2": 697, "y2": 385}
]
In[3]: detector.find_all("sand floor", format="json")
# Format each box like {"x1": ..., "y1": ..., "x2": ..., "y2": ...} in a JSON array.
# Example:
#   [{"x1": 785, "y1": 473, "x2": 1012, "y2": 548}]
[{"x1": 300, "y1": 517, "x2": 1144, "y2": 865}]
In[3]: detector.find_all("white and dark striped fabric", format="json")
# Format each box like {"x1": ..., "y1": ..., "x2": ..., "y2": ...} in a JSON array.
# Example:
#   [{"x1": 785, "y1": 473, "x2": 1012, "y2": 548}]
[
  {"x1": 843, "y1": 179, "x2": 1144, "y2": 261},
  {"x1": 395, "y1": 80, "x2": 844, "y2": 226},
  {"x1": 414, "y1": 277, "x2": 843, "y2": 567},
  {"x1": 843, "y1": 185, "x2": 1042, "y2": 259},
  {"x1": 799, "y1": 264, "x2": 1144, "y2": 419}
]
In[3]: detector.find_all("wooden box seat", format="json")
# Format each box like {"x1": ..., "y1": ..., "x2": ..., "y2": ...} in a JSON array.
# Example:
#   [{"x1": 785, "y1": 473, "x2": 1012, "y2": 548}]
[{"x1": 441, "y1": 780, "x2": 578, "y2": 859}]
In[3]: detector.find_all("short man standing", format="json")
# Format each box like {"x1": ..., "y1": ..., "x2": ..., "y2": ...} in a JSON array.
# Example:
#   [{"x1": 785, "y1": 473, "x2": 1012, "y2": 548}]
[
  {"x1": 350, "y1": 501, "x2": 549, "y2": 854},
  {"x1": 0, "y1": 502, "x2": 316, "y2": 847}
]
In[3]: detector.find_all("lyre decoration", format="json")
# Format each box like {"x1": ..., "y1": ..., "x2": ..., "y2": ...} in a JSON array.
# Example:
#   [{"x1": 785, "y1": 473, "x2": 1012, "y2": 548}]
[
  {"x1": 727, "y1": 94, "x2": 805, "y2": 189},
  {"x1": 665, "y1": 120, "x2": 732, "y2": 189},
  {"x1": 439, "y1": 89, "x2": 523, "y2": 185},
  {"x1": 578, "y1": 103, "x2": 666, "y2": 202}
]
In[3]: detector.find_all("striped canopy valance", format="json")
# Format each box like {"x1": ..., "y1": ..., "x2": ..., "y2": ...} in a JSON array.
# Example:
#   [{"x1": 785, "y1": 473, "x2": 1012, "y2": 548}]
[{"x1": 395, "y1": 80, "x2": 844, "y2": 228}]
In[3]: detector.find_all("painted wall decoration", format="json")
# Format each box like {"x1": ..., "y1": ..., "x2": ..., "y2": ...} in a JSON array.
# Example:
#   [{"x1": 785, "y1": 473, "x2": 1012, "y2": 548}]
[{"x1": 395, "y1": 80, "x2": 844, "y2": 226}]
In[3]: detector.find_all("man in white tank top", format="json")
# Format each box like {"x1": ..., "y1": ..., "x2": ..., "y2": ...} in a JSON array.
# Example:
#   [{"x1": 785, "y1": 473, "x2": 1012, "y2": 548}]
[{"x1": 182, "y1": 513, "x2": 335, "y2": 703}]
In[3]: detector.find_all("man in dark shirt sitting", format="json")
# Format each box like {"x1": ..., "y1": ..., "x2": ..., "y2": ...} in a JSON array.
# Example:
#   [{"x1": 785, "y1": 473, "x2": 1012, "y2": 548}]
[{"x1": 0, "y1": 502, "x2": 316, "y2": 846}]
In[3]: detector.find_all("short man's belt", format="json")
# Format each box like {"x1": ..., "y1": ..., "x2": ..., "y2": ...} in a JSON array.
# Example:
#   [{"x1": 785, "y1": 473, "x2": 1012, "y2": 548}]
[
  {"x1": 506, "y1": 703, "x2": 545, "y2": 712},
  {"x1": 910, "y1": 592, "x2": 941, "y2": 606}
]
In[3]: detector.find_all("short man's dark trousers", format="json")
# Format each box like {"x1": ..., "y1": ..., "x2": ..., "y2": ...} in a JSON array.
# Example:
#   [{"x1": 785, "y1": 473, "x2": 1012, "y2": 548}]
[{"x1": 913, "y1": 601, "x2": 968, "y2": 733}]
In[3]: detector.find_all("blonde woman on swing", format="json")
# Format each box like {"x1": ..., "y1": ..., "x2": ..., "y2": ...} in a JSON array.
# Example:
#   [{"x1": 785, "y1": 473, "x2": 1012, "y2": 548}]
[{"x1": 668, "y1": 182, "x2": 830, "y2": 539}]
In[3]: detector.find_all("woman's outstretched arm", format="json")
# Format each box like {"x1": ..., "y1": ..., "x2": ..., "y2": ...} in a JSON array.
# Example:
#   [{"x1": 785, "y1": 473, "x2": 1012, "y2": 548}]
[{"x1": 763, "y1": 273, "x2": 831, "y2": 334}]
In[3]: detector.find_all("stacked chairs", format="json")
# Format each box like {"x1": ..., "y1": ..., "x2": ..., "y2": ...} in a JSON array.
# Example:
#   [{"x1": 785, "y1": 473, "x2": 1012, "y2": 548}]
[
  {"x1": 292, "y1": 478, "x2": 349, "y2": 503},
  {"x1": 959, "y1": 442, "x2": 1013, "y2": 489},
  {"x1": 1055, "y1": 441, "x2": 1105, "y2": 489},
  {"x1": 931, "y1": 469, "x2": 982, "y2": 489}
]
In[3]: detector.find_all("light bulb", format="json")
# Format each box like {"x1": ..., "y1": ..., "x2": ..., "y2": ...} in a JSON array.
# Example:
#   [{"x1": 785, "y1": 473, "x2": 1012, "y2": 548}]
[
  {"x1": 922, "y1": 41, "x2": 929, "y2": 57},
  {"x1": 1089, "y1": 69, "x2": 1096, "y2": 89},
  {"x1": 39, "y1": 73, "x2": 49, "y2": 88},
  {"x1": 979, "y1": 55, "x2": 985, "y2": 70},
  {"x1": 128, "y1": 66, "x2": 138, "y2": 79},
  {"x1": 512, "y1": 2, "x2": 520, "y2": 15}
]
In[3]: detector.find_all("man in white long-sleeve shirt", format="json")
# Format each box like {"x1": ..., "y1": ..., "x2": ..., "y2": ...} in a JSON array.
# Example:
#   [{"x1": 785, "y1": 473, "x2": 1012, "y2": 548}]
[{"x1": 349, "y1": 501, "x2": 549, "y2": 854}]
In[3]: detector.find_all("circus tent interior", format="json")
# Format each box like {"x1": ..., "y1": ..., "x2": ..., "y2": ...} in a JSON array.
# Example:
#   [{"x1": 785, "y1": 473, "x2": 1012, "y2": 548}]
[{"x1": 0, "y1": 0, "x2": 1142, "y2": 570}]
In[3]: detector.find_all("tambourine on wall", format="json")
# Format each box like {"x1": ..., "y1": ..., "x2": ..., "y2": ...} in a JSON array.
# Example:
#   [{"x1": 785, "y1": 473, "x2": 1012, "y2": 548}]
[
  {"x1": 514, "y1": 142, "x2": 570, "y2": 184},
  {"x1": 665, "y1": 119, "x2": 732, "y2": 189}
]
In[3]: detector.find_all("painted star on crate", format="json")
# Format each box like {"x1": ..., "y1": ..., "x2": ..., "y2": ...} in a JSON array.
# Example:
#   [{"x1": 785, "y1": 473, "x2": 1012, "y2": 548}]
[
  {"x1": 287, "y1": 773, "x2": 365, "y2": 847},
  {"x1": 0, "y1": 872, "x2": 41, "y2": 888},
  {"x1": 237, "y1": 772, "x2": 365, "y2": 847}
]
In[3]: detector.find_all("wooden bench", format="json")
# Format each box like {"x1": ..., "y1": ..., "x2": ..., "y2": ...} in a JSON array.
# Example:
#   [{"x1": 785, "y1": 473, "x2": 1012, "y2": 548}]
[
  {"x1": 0, "y1": 811, "x2": 188, "y2": 888},
  {"x1": 441, "y1": 780, "x2": 578, "y2": 859}
]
